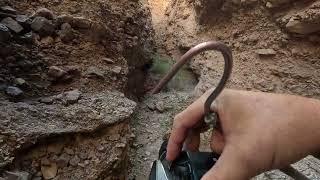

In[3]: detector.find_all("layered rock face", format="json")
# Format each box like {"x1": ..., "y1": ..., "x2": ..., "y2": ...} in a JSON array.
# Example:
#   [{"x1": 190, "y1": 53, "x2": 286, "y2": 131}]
[
  {"x1": 0, "y1": 0, "x2": 154, "y2": 179},
  {"x1": 165, "y1": 0, "x2": 320, "y2": 98}
]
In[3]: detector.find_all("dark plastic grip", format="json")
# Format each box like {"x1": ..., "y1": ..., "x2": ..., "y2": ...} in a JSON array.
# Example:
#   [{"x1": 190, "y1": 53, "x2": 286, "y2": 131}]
[{"x1": 149, "y1": 141, "x2": 219, "y2": 180}]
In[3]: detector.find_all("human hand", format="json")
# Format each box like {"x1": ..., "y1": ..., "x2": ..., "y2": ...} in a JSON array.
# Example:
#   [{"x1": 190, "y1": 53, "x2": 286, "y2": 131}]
[{"x1": 167, "y1": 89, "x2": 320, "y2": 180}]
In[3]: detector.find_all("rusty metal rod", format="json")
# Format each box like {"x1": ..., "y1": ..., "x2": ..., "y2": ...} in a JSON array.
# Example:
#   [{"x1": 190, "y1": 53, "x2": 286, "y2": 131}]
[
  {"x1": 281, "y1": 165, "x2": 309, "y2": 180},
  {"x1": 151, "y1": 41, "x2": 233, "y2": 116}
]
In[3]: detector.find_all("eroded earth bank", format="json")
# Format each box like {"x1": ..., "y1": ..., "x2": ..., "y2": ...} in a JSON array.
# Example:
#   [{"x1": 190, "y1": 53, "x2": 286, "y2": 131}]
[
  {"x1": 1, "y1": 0, "x2": 320, "y2": 180},
  {"x1": 0, "y1": 0, "x2": 153, "y2": 179}
]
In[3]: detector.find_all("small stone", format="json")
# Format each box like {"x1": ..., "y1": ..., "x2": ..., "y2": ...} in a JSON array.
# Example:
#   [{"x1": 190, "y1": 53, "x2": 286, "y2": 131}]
[
  {"x1": 56, "y1": 14, "x2": 74, "y2": 25},
  {"x1": 31, "y1": 17, "x2": 55, "y2": 36},
  {"x1": 266, "y1": 2, "x2": 273, "y2": 8},
  {"x1": 41, "y1": 158, "x2": 51, "y2": 166},
  {"x1": 56, "y1": 153, "x2": 70, "y2": 167},
  {"x1": 6, "y1": 86, "x2": 23, "y2": 97},
  {"x1": 85, "y1": 66, "x2": 104, "y2": 79},
  {"x1": 97, "y1": 145, "x2": 105, "y2": 152},
  {"x1": 255, "y1": 49, "x2": 276, "y2": 56},
  {"x1": 4, "y1": 171, "x2": 30, "y2": 180},
  {"x1": 132, "y1": 143, "x2": 139, "y2": 148},
  {"x1": 58, "y1": 23, "x2": 74, "y2": 42},
  {"x1": 115, "y1": 143, "x2": 126, "y2": 148},
  {"x1": 84, "y1": 160, "x2": 90, "y2": 165},
  {"x1": 47, "y1": 143, "x2": 64, "y2": 154},
  {"x1": 19, "y1": 32, "x2": 33, "y2": 44},
  {"x1": 40, "y1": 96, "x2": 54, "y2": 104},
  {"x1": 79, "y1": 152, "x2": 88, "y2": 160},
  {"x1": 16, "y1": 15, "x2": 32, "y2": 28},
  {"x1": 41, "y1": 162, "x2": 58, "y2": 180},
  {"x1": 102, "y1": 57, "x2": 114, "y2": 64},
  {"x1": 0, "y1": 6, "x2": 17, "y2": 14},
  {"x1": 64, "y1": 65, "x2": 80, "y2": 74},
  {"x1": 48, "y1": 66, "x2": 67, "y2": 79},
  {"x1": 88, "y1": 151, "x2": 96, "y2": 160},
  {"x1": 14, "y1": 78, "x2": 26, "y2": 86},
  {"x1": 40, "y1": 36, "x2": 54, "y2": 45},
  {"x1": 1, "y1": 17, "x2": 24, "y2": 33},
  {"x1": 111, "y1": 66, "x2": 122, "y2": 74},
  {"x1": 35, "y1": 8, "x2": 55, "y2": 20},
  {"x1": 71, "y1": 17, "x2": 91, "y2": 29},
  {"x1": 64, "y1": 147, "x2": 74, "y2": 155},
  {"x1": 146, "y1": 102, "x2": 156, "y2": 111},
  {"x1": 129, "y1": 133, "x2": 136, "y2": 139},
  {"x1": 155, "y1": 101, "x2": 165, "y2": 113},
  {"x1": 108, "y1": 134, "x2": 120, "y2": 141},
  {"x1": 78, "y1": 162, "x2": 86, "y2": 168},
  {"x1": 145, "y1": 151, "x2": 151, "y2": 156},
  {"x1": 0, "y1": 23, "x2": 12, "y2": 42},
  {"x1": 63, "y1": 89, "x2": 81, "y2": 104},
  {"x1": 69, "y1": 155, "x2": 80, "y2": 166},
  {"x1": 35, "y1": 171, "x2": 42, "y2": 177}
]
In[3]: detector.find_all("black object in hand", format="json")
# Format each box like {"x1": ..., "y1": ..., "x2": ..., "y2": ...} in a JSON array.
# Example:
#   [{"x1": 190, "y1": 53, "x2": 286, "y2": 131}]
[{"x1": 149, "y1": 141, "x2": 220, "y2": 180}]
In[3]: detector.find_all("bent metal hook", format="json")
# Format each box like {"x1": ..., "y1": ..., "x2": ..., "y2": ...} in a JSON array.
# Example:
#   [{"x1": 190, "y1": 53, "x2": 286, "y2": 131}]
[{"x1": 151, "y1": 41, "x2": 233, "y2": 117}]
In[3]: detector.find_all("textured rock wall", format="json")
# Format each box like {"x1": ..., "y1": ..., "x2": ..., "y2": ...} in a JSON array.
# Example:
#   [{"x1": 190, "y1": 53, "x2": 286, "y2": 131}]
[{"x1": 0, "y1": 0, "x2": 154, "y2": 179}]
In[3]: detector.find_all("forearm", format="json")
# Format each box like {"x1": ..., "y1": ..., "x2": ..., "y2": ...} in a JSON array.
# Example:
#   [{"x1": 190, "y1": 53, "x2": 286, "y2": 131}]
[{"x1": 274, "y1": 94, "x2": 320, "y2": 166}]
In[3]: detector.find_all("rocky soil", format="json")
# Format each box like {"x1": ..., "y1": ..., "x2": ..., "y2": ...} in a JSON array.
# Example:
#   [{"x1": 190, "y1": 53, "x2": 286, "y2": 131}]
[
  {"x1": 0, "y1": 0, "x2": 154, "y2": 179},
  {"x1": 129, "y1": 92, "x2": 193, "y2": 179},
  {"x1": 165, "y1": 0, "x2": 320, "y2": 97}
]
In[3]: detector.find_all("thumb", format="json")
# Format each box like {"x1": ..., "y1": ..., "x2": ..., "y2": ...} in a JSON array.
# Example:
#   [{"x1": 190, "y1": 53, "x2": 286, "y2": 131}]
[{"x1": 202, "y1": 144, "x2": 252, "y2": 180}]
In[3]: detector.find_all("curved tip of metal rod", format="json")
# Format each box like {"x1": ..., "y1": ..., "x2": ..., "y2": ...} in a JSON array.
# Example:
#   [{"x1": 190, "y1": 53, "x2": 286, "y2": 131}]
[{"x1": 151, "y1": 41, "x2": 233, "y2": 97}]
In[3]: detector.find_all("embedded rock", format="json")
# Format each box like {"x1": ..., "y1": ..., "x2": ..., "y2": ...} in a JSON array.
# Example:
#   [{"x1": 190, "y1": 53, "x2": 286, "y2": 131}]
[
  {"x1": 5, "y1": 86, "x2": 23, "y2": 97},
  {"x1": 0, "y1": 23, "x2": 12, "y2": 42},
  {"x1": 3, "y1": 171, "x2": 31, "y2": 180},
  {"x1": 0, "y1": 6, "x2": 17, "y2": 14},
  {"x1": 34, "y1": 8, "x2": 55, "y2": 20},
  {"x1": 62, "y1": 89, "x2": 81, "y2": 105},
  {"x1": 286, "y1": 17, "x2": 320, "y2": 34},
  {"x1": 58, "y1": 23, "x2": 74, "y2": 42},
  {"x1": 31, "y1": 17, "x2": 55, "y2": 36},
  {"x1": 15, "y1": 15, "x2": 31, "y2": 28},
  {"x1": 265, "y1": 0, "x2": 292, "y2": 8},
  {"x1": 284, "y1": 1, "x2": 320, "y2": 34},
  {"x1": 47, "y1": 66, "x2": 67, "y2": 80},
  {"x1": 0, "y1": 91, "x2": 136, "y2": 168},
  {"x1": 1, "y1": 17, "x2": 23, "y2": 34},
  {"x1": 41, "y1": 162, "x2": 58, "y2": 179},
  {"x1": 256, "y1": 49, "x2": 277, "y2": 56}
]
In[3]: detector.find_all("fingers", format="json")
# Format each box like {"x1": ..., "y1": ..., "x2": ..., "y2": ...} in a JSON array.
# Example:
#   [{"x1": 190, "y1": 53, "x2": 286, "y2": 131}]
[
  {"x1": 166, "y1": 95, "x2": 207, "y2": 161},
  {"x1": 211, "y1": 130, "x2": 225, "y2": 154},
  {"x1": 202, "y1": 144, "x2": 251, "y2": 180},
  {"x1": 184, "y1": 130, "x2": 200, "y2": 151}
]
